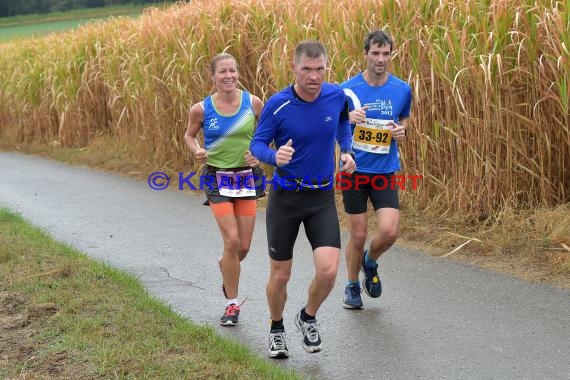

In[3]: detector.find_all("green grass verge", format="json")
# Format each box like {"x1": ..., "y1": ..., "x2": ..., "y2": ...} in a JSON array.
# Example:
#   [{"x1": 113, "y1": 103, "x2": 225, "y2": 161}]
[{"x1": 0, "y1": 207, "x2": 297, "y2": 379}]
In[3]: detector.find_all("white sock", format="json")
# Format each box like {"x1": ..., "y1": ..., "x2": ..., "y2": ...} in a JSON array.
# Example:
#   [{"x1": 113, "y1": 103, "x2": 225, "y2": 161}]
[{"x1": 227, "y1": 298, "x2": 238, "y2": 306}]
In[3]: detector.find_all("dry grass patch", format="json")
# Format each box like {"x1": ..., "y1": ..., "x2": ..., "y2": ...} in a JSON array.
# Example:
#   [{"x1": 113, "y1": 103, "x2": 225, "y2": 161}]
[{"x1": 399, "y1": 204, "x2": 570, "y2": 288}]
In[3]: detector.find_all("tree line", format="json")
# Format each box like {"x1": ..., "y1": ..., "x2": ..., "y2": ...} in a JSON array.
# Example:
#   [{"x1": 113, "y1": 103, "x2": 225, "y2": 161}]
[{"x1": 0, "y1": 0, "x2": 162, "y2": 18}]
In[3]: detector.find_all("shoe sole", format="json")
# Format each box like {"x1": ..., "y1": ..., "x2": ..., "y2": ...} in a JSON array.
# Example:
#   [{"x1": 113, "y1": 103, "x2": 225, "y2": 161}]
[
  {"x1": 220, "y1": 320, "x2": 238, "y2": 326},
  {"x1": 302, "y1": 344, "x2": 321, "y2": 353},
  {"x1": 343, "y1": 301, "x2": 363, "y2": 309},
  {"x1": 269, "y1": 350, "x2": 289, "y2": 359}
]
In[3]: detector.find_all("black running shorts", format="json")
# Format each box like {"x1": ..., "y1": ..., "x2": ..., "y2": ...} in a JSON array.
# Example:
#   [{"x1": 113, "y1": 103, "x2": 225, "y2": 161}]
[
  {"x1": 340, "y1": 171, "x2": 400, "y2": 214},
  {"x1": 266, "y1": 186, "x2": 341, "y2": 261}
]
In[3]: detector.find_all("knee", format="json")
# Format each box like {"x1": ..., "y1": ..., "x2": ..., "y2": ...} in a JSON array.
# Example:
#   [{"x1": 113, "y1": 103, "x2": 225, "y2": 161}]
[
  {"x1": 224, "y1": 236, "x2": 240, "y2": 253},
  {"x1": 239, "y1": 244, "x2": 250, "y2": 261},
  {"x1": 270, "y1": 268, "x2": 291, "y2": 288},
  {"x1": 317, "y1": 262, "x2": 338, "y2": 284},
  {"x1": 378, "y1": 226, "x2": 399, "y2": 246},
  {"x1": 387, "y1": 229, "x2": 399, "y2": 244},
  {"x1": 238, "y1": 247, "x2": 249, "y2": 261},
  {"x1": 350, "y1": 230, "x2": 368, "y2": 249}
]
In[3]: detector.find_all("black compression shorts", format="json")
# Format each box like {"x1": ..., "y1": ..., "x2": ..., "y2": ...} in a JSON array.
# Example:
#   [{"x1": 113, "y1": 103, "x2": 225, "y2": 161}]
[{"x1": 265, "y1": 186, "x2": 340, "y2": 261}]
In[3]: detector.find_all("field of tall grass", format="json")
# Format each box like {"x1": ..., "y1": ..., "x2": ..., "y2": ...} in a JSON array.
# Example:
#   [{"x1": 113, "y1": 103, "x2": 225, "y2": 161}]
[{"x1": 0, "y1": 0, "x2": 568, "y2": 220}]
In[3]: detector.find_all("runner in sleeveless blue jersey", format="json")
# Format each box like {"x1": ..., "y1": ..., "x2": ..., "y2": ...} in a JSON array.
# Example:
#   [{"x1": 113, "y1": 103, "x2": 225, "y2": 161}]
[
  {"x1": 250, "y1": 40, "x2": 356, "y2": 358},
  {"x1": 184, "y1": 53, "x2": 264, "y2": 326},
  {"x1": 339, "y1": 30, "x2": 412, "y2": 309}
]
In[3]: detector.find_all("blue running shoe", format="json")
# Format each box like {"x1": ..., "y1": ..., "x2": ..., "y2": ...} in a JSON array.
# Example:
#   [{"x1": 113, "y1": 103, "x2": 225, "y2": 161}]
[
  {"x1": 361, "y1": 250, "x2": 382, "y2": 298},
  {"x1": 343, "y1": 283, "x2": 363, "y2": 309}
]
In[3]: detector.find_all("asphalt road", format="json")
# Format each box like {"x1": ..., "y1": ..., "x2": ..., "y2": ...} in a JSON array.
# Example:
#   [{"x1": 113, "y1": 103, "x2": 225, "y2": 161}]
[{"x1": 1, "y1": 152, "x2": 569, "y2": 379}]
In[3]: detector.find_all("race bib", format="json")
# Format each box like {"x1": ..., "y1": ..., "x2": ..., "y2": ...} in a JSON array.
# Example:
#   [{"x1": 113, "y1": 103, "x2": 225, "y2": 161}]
[
  {"x1": 216, "y1": 169, "x2": 256, "y2": 197},
  {"x1": 352, "y1": 118, "x2": 392, "y2": 154}
]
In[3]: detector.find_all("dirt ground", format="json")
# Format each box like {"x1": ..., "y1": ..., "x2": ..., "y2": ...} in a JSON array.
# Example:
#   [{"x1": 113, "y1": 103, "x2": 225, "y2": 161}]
[{"x1": 0, "y1": 292, "x2": 92, "y2": 379}]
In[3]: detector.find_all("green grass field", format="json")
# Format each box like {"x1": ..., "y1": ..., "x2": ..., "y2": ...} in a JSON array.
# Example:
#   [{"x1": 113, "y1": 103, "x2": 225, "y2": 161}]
[
  {"x1": 0, "y1": 4, "x2": 161, "y2": 42},
  {"x1": 0, "y1": 18, "x2": 108, "y2": 41}
]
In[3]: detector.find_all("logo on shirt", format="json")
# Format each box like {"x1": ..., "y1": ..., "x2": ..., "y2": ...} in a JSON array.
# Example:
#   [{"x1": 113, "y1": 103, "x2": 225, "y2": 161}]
[
  {"x1": 208, "y1": 118, "x2": 219, "y2": 130},
  {"x1": 324, "y1": 116, "x2": 333, "y2": 122},
  {"x1": 371, "y1": 99, "x2": 393, "y2": 116}
]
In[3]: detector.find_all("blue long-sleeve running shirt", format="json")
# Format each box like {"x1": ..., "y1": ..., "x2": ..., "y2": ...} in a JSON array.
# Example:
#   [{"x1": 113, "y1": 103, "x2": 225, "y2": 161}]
[{"x1": 250, "y1": 83, "x2": 352, "y2": 182}]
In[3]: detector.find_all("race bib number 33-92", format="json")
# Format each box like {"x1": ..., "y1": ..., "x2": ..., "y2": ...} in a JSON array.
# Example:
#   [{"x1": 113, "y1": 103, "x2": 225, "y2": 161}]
[{"x1": 353, "y1": 118, "x2": 392, "y2": 154}]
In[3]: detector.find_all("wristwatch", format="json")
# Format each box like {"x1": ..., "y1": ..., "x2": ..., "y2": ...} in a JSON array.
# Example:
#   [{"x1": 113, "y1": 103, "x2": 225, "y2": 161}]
[{"x1": 341, "y1": 150, "x2": 355, "y2": 158}]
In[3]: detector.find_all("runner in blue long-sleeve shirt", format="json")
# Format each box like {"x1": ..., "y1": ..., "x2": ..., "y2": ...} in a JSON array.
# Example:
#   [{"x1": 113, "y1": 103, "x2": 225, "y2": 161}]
[{"x1": 250, "y1": 40, "x2": 356, "y2": 359}]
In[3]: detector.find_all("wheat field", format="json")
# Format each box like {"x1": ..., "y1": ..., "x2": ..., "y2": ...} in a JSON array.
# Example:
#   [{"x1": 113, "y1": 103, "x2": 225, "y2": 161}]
[{"x1": 0, "y1": 0, "x2": 568, "y2": 219}]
